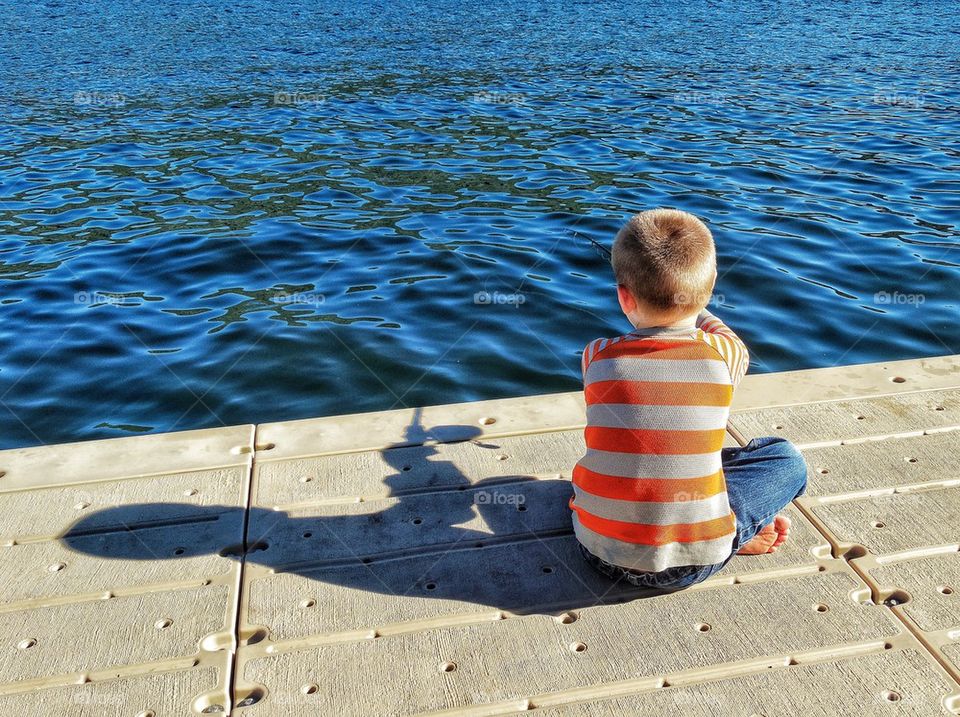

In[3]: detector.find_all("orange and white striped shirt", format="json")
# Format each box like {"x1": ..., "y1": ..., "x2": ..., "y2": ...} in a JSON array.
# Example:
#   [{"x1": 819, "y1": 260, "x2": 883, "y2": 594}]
[{"x1": 570, "y1": 309, "x2": 749, "y2": 572}]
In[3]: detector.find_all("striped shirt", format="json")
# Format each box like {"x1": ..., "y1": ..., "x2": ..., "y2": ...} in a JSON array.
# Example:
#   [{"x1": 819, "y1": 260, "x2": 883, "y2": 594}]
[{"x1": 570, "y1": 309, "x2": 750, "y2": 572}]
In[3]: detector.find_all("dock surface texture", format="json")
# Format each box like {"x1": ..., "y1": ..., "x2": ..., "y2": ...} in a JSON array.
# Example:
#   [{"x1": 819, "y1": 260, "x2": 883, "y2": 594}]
[{"x1": 1, "y1": 355, "x2": 960, "y2": 716}]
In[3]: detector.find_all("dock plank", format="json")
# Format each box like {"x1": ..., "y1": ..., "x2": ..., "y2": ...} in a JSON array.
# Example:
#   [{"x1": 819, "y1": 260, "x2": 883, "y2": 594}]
[
  {"x1": 810, "y1": 486, "x2": 960, "y2": 555},
  {"x1": 241, "y1": 503, "x2": 826, "y2": 640},
  {"x1": 868, "y1": 553, "x2": 960, "y2": 633},
  {"x1": 798, "y1": 431, "x2": 960, "y2": 497},
  {"x1": 254, "y1": 429, "x2": 584, "y2": 506},
  {"x1": 0, "y1": 521, "x2": 239, "y2": 606},
  {"x1": 0, "y1": 424, "x2": 249, "y2": 712},
  {"x1": 234, "y1": 570, "x2": 900, "y2": 715},
  {"x1": 0, "y1": 667, "x2": 223, "y2": 716},
  {"x1": 0, "y1": 584, "x2": 230, "y2": 685},
  {"x1": 0, "y1": 425, "x2": 253, "y2": 490},
  {"x1": 729, "y1": 388, "x2": 960, "y2": 445},
  {"x1": 257, "y1": 393, "x2": 587, "y2": 461},
  {"x1": 0, "y1": 467, "x2": 246, "y2": 543},
  {"x1": 524, "y1": 649, "x2": 955, "y2": 717},
  {"x1": 247, "y1": 478, "x2": 573, "y2": 565}
]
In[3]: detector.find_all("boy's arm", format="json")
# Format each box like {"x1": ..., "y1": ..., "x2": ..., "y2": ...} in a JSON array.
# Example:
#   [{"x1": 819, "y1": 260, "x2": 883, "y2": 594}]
[
  {"x1": 581, "y1": 337, "x2": 604, "y2": 379},
  {"x1": 695, "y1": 309, "x2": 750, "y2": 386}
]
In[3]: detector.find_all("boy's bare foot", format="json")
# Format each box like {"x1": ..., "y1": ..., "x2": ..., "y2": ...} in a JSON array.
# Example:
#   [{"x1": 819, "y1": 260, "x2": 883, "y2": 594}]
[{"x1": 736, "y1": 514, "x2": 791, "y2": 555}]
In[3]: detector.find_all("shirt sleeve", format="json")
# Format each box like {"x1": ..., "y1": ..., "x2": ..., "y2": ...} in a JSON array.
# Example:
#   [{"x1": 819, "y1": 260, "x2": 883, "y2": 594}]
[
  {"x1": 581, "y1": 337, "x2": 606, "y2": 380},
  {"x1": 695, "y1": 309, "x2": 750, "y2": 387}
]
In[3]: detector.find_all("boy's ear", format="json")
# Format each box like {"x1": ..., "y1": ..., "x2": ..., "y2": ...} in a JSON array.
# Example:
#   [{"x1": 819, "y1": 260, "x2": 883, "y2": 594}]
[{"x1": 616, "y1": 284, "x2": 638, "y2": 315}]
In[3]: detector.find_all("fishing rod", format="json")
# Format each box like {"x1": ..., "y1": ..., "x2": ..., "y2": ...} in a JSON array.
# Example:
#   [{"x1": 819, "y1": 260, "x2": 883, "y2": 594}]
[{"x1": 575, "y1": 230, "x2": 612, "y2": 261}]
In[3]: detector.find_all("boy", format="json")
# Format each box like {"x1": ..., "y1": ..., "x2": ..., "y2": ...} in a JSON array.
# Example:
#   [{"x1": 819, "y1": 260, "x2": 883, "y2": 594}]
[{"x1": 571, "y1": 209, "x2": 808, "y2": 591}]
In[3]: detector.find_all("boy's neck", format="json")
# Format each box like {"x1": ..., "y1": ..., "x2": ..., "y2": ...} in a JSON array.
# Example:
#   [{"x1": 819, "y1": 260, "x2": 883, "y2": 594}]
[
  {"x1": 631, "y1": 317, "x2": 696, "y2": 330},
  {"x1": 627, "y1": 311, "x2": 698, "y2": 332}
]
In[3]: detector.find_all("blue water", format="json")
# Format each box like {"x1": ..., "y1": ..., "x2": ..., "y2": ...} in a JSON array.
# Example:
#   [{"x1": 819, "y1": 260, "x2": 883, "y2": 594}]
[{"x1": 1, "y1": 0, "x2": 958, "y2": 449}]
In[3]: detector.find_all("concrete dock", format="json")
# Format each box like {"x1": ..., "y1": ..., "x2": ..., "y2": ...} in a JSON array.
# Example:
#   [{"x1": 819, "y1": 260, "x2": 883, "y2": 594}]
[{"x1": 1, "y1": 354, "x2": 959, "y2": 715}]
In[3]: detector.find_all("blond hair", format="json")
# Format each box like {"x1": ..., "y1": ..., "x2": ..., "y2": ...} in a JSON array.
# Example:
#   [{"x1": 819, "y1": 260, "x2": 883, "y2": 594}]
[{"x1": 611, "y1": 209, "x2": 716, "y2": 313}]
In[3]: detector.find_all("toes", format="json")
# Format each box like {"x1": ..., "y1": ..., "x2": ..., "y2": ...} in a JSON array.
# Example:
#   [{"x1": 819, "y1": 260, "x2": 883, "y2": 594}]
[{"x1": 770, "y1": 515, "x2": 792, "y2": 547}]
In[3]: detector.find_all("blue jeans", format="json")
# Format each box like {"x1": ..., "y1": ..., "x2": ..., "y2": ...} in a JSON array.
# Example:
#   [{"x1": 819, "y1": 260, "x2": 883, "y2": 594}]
[{"x1": 579, "y1": 436, "x2": 808, "y2": 591}]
